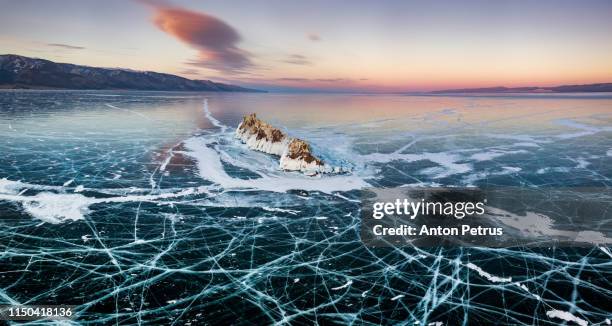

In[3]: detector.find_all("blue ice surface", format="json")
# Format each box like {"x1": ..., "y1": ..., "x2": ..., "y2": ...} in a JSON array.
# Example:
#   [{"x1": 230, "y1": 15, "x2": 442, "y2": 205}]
[{"x1": 0, "y1": 90, "x2": 611, "y2": 324}]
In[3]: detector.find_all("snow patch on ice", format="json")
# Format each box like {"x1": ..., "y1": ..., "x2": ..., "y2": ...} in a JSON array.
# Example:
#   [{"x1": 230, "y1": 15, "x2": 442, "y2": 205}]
[
  {"x1": 0, "y1": 178, "x2": 26, "y2": 194},
  {"x1": 546, "y1": 309, "x2": 588, "y2": 326},
  {"x1": 488, "y1": 207, "x2": 612, "y2": 245},
  {"x1": 331, "y1": 280, "x2": 353, "y2": 291},
  {"x1": 390, "y1": 294, "x2": 404, "y2": 301},
  {"x1": 466, "y1": 262, "x2": 511, "y2": 283},
  {"x1": 261, "y1": 206, "x2": 300, "y2": 215},
  {"x1": 537, "y1": 167, "x2": 571, "y2": 174},
  {"x1": 470, "y1": 150, "x2": 527, "y2": 162},
  {"x1": 21, "y1": 192, "x2": 92, "y2": 224}
]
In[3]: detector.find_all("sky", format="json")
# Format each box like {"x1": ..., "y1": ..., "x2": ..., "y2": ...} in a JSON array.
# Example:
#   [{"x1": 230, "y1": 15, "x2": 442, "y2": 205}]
[{"x1": 1, "y1": 0, "x2": 611, "y2": 92}]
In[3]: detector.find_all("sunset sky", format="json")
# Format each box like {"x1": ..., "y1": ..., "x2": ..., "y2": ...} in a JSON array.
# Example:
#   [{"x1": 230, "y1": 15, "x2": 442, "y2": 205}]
[{"x1": 1, "y1": 0, "x2": 611, "y2": 92}]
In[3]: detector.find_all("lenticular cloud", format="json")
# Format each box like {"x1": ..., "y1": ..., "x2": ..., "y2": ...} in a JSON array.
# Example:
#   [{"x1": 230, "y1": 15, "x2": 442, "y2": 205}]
[{"x1": 151, "y1": 4, "x2": 252, "y2": 73}]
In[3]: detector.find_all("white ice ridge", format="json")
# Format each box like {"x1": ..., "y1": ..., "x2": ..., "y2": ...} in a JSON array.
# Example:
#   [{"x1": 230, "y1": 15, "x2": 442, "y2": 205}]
[
  {"x1": 235, "y1": 113, "x2": 350, "y2": 175},
  {"x1": 546, "y1": 309, "x2": 588, "y2": 326},
  {"x1": 203, "y1": 98, "x2": 227, "y2": 133},
  {"x1": 0, "y1": 178, "x2": 210, "y2": 224},
  {"x1": 554, "y1": 118, "x2": 612, "y2": 140},
  {"x1": 183, "y1": 136, "x2": 368, "y2": 194}
]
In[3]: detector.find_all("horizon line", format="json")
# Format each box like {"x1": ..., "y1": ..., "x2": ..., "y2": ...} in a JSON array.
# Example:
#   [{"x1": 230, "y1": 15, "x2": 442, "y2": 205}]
[{"x1": 2, "y1": 53, "x2": 611, "y2": 94}]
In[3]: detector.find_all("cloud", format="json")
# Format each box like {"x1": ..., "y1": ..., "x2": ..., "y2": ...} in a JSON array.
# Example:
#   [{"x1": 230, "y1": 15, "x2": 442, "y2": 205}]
[
  {"x1": 275, "y1": 77, "x2": 352, "y2": 83},
  {"x1": 307, "y1": 33, "x2": 321, "y2": 41},
  {"x1": 148, "y1": 3, "x2": 252, "y2": 74},
  {"x1": 315, "y1": 78, "x2": 348, "y2": 83},
  {"x1": 178, "y1": 68, "x2": 201, "y2": 76},
  {"x1": 276, "y1": 77, "x2": 310, "y2": 82},
  {"x1": 46, "y1": 43, "x2": 85, "y2": 50},
  {"x1": 283, "y1": 54, "x2": 311, "y2": 65}
]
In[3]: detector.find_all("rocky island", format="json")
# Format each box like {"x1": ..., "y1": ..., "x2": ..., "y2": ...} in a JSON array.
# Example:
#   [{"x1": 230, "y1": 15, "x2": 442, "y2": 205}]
[{"x1": 236, "y1": 113, "x2": 343, "y2": 175}]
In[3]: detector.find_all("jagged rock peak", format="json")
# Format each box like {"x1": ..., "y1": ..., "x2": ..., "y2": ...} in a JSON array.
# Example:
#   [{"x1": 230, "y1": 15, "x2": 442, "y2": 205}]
[
  {"x1": 286, "y1": 139, "x2": 322, "y2": 165},
  {"x1": 236, "y1": 113, "x2": 328, "y2": 174},
  {"x1": 238, "y1": 113, "x2": 286, "y2": 143}
]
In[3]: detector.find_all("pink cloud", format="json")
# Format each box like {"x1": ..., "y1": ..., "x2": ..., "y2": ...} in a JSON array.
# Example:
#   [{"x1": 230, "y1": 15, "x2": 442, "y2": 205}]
[
  {"x1": 283, "y1": 54, "x2": 311, "y2": 65},
  {"x1": 46, "y1": 43, "x2": 85, "y2": 50},
  {"x1": 307, "y1": 33, "x2": 321, "y2": 41},
  {"x1": 150, "y1": 3, "x2": 252, "y2": 74}
]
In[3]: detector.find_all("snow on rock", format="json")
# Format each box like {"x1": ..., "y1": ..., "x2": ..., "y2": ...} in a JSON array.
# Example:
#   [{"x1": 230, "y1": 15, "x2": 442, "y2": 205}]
[
  {"x1": 235, "y1": 113, "x2": 347, "y2": 175},
  {"x1": 235, "y1": 113, "x2": 289, "y2": 156},
  {"x1": 280, "y1": 138, "x2": 324, "y2": 174}
]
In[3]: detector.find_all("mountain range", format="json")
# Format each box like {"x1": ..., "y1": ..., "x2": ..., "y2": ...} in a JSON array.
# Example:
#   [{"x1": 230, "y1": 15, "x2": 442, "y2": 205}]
[
  {"x1": 0, "y1": 54, "x2": 260, "y2": 92},
  {"x1": 432, "y1": 83, "x2": 612, "y2": 94},
  {"x1": 2, "y1": 54, "x2": 610, "y2": 94}
]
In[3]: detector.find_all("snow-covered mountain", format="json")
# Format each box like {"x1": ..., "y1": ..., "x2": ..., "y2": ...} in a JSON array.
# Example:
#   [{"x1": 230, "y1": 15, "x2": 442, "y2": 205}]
[{"x1": 0, "y1": 54, "x2": 260, "y2": 92}]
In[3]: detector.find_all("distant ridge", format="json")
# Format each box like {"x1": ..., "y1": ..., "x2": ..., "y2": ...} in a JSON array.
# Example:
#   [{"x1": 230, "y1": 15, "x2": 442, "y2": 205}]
[
  {"x1": 0, "y1": 54, "x2": 261, "y2": 92},
  {"x1": 432, "y1": 83, "x2": 612, "y2": 94}
]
